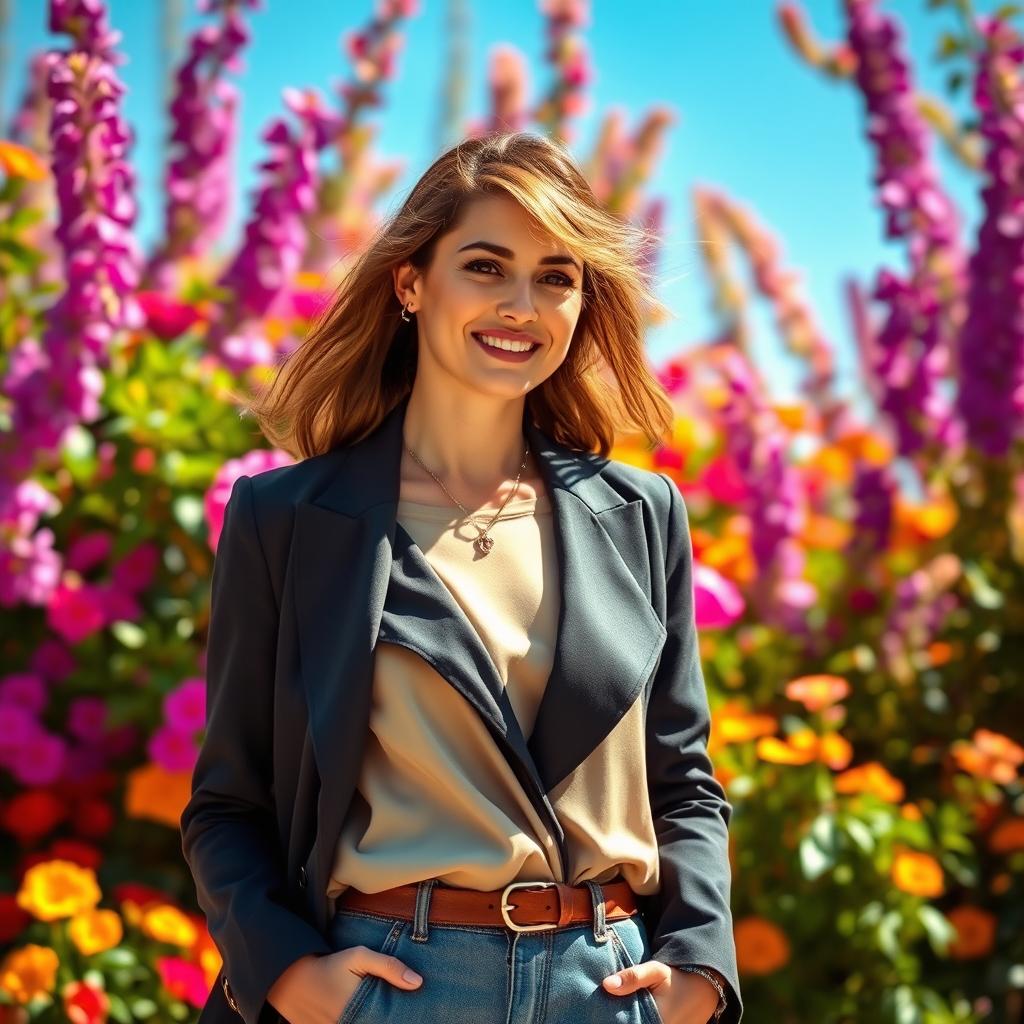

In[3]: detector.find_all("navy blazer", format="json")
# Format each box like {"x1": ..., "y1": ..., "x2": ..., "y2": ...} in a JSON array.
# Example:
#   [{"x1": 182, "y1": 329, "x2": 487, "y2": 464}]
[{"x1": 180, "y1": 393, "x2": 743, "y2": 1024}]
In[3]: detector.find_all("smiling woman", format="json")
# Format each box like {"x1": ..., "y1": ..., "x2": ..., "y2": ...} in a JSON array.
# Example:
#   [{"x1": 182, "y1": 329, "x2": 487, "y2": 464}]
[{"x1": 182, "y1": 131, "x2": 741, "y2": 1024}]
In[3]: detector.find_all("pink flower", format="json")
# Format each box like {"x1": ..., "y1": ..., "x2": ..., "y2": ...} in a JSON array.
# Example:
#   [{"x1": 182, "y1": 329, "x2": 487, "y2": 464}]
[
  {"x1": 693, "y1": 563, "x2": 745, "y2": 630},
  {"x1": 0, "y1": 673, "x2": 48, "y2": 714},
  {"x1": 95, "y1": 583, "x2": 142, "y2": 624},
  {"x1": 205, "y1": 447, "x2": 294, "y2": 551},
  {"x1": 136, "y1": 291, "x2": 203, "y2": 340},
  {"x1": 47, "y1": 578, "x2": 107, "y2": 644},
  {"x1": 164, "y1": 678, "x2": 206, "y2": 734},
  {"x1": 157, "y1": 956, "x2": 210, "y2": 1008},
  {"x1": 147, "y1": 723, "x2": 199, "y2": 773}
]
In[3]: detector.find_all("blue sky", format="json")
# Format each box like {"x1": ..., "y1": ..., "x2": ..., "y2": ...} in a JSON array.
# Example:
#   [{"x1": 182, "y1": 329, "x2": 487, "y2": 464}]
[{"x1": 6, "y1": 0, "x2": 993, "y2": 405}]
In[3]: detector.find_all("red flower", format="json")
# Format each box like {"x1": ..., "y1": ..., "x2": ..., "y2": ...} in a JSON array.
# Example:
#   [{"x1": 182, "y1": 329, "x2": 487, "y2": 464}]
[
  {"x1": 63, "y1": 980, "x2": 109, "y2": 1024},
  {"x1": 0, "y1": 789, "x2": 67, "y2": 844},
  {"x1": 48, "y1": 839, "x2": 103, "y2": 871},
  {"x1": 0, "y1": 892, "x2": 31, "y2": 943},
  {"x1": 73, "y1": 799, "x2": 115, "y2": 840}
]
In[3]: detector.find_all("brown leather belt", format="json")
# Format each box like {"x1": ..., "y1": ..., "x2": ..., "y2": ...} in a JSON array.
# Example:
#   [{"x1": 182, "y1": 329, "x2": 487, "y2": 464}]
[{"x1": 335, "y1": 878, "x2": 639, "y2": 933}]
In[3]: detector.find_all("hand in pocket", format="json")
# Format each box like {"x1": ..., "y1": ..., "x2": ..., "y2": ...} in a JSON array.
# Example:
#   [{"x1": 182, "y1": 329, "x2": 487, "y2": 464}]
[{"x1": 267, "y1": 946, "x2": 423, "y2": 1024}]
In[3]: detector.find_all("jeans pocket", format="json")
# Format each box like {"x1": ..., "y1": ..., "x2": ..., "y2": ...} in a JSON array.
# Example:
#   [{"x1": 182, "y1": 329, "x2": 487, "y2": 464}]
[
  {"x1": 608, "y1": 918, "x2": 665, "y2": 1024},
  {"x1": 334, "y1": 915, "x2": 406, "y2": 1024}
]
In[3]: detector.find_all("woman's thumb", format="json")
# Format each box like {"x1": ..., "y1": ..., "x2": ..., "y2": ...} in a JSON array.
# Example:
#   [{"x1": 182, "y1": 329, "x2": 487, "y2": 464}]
[{"x1": 367, "y1": 950, "x2": 422, "y2": 988}]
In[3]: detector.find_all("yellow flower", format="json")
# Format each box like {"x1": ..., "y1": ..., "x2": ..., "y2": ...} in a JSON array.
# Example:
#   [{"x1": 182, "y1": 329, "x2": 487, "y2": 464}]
[
  {"x1": 892, "y1": 847, "x2": 944, "y2": 898},
  {"x1": 69, "y1": 908, "x2": 123, "y2": 956},
  {"x1": 16, "y1": 860, "x2": 101, "y2": 922},
  {"x1": 0, "y1": 944, "x2": 59, "y2": 1004},
  {"x1": 141, "y1": 904, "x2": 198, "y2": 947}
]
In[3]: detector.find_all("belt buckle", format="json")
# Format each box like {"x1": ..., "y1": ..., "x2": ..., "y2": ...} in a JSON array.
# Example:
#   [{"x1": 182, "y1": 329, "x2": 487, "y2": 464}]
[{"x1": 500, "y1": 881, "x2": 561, "y2": 933}]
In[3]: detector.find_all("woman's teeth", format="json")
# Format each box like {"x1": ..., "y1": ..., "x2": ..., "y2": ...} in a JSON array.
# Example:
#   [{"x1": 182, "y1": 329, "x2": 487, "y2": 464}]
[{"x1": 474, "y1": 333, "x2": 537, "y2": 352}]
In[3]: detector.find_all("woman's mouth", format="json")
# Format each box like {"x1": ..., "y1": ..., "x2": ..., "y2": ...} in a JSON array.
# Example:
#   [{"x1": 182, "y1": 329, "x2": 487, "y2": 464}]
[{"x1": 472, "y1": 332, "x2": 540, "y2": 363}]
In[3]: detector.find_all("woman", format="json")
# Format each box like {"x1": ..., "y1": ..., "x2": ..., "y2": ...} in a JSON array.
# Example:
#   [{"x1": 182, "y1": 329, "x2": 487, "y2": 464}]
[{"x1": 181, "y1": 131, "x2": 742, "y2": 1024}]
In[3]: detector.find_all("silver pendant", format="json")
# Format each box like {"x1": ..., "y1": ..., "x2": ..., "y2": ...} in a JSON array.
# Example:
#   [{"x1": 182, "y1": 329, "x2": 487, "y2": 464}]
[{"x1": 475, "y1": 533, "x2": 494, "y2": 555}]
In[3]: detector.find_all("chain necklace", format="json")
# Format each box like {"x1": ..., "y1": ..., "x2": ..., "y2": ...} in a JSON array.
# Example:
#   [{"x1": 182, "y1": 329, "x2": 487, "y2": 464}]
[{"x1": 405, "y1": 439, "x2": 531, "y2": 556}]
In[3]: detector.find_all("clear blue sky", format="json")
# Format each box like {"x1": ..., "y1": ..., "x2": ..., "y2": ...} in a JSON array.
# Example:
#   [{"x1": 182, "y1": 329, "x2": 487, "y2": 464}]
[{"x1": 5, "y1": 0, "x2": 993, "y2": 405}]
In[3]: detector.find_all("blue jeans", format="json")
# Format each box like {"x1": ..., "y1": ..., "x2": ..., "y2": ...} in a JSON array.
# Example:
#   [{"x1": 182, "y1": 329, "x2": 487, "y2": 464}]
[{"x1": 328, "y1": 878, "x2": 665, "y2": 1024}]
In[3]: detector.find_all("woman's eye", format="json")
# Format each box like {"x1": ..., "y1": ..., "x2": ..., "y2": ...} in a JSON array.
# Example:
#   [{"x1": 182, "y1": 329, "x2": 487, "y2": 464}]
[{"x1": 462, "y1": 259, "x2": 574, "y2": 287}]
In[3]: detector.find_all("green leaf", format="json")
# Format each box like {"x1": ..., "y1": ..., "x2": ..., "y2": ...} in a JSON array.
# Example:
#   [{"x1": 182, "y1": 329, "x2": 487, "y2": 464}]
[
  {"x1": 799, "y1": 832, "x2": 834, "y2": 880},
  {"x1": 107, "y1": 994, "x2": 132, "y2": 1024},
  {"x1": 917, "y1": 904, "x2": 955, "y2": 955},
  {"x1": 110, "y1": 620, "x2": 147, "y2": 649},
  {"x1": 844, "y1": 817, "x2": 875, "y2": 854},
  {"x1": 130, "y1": 998, "x2": 159, "y2": 1018}
]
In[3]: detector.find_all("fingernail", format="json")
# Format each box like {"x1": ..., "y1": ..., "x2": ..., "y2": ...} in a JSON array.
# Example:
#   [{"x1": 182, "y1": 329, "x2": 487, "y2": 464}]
[
  {"x1": 403, "y1": 969, "x2": 422, "y2": 984},
  {"x1": 605, "y1": 975, "x2": 622, "y2": 989}
]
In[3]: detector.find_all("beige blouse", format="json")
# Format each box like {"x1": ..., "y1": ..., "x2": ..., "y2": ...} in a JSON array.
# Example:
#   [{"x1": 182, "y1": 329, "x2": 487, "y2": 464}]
[{"x1": 326, "y1": 492, "x2": 661, "y2": 913}]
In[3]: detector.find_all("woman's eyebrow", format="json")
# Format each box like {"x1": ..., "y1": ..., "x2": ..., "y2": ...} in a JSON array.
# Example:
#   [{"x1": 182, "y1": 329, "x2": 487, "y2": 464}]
[{"x1": 456, "y1": 240, "x2": 581, "y2": 273}]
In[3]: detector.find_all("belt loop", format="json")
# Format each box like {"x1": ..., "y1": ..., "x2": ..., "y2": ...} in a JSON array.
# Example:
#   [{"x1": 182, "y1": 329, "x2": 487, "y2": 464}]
[
  {"x1": 584, "y1": 880, "x2": 608, "y2": 943},
  {"x1": 411, "y1": 879, "x2": 437, "y2": 943}
]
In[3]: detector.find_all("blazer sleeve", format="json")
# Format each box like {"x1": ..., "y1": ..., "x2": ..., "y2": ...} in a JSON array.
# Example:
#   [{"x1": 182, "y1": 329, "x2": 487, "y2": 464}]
[
  {"x1": 180, "y1": 474, "x2": 332, "y2": 1024},
  {"x1": 645, "y1": 472, "x2": 743, "y2": 1023}
]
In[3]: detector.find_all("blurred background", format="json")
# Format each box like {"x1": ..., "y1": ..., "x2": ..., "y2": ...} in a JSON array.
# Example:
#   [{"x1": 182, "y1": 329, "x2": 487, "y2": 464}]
[{"x1": 1, "y1": 0, "x2": 1022, "y2": 1021}]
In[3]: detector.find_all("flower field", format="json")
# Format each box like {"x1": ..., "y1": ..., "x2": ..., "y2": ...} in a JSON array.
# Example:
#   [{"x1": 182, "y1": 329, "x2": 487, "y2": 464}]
[{"x1": 0, "y1": 0, "x2": 1021, "y2": 1021}]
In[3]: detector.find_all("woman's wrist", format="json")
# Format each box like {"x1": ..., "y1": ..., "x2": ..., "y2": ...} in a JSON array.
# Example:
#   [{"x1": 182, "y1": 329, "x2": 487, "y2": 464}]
[{"x1": 673, "y1": 964, "x2": 727, "y2": 1020}]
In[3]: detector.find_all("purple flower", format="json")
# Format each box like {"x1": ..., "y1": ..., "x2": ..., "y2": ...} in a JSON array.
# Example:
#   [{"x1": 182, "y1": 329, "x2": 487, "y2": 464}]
[
  {"x1": 955, "y1": 14, "x2": 1024, "y2": 457},
  {"x1": 844, "y1": 0, "x2": 968, "y2": 459},
  {"x1": 9, "y1": 727, "x2": 67, "y2": 786},
  {"x1": 30, "y1": 638, "x2": 77, "y2": 681}
]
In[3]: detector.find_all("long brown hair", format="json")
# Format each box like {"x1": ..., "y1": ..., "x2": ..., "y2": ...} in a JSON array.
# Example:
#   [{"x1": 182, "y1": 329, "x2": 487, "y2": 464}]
[{"x1": 243, "y1": 131, "x2": 676, "y2": 459}]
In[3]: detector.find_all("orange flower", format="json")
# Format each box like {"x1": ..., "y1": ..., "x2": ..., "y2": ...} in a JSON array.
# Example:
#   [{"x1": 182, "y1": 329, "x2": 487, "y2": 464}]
[
  {"x1": 952, "y1": 728, "x2": 1024, "y2": 785},
  {"x1": 834, "y1": 762, "x2": 905, "y2": 803},
  {"x1": 0, "y1": 140, "x2": 48, "y2": 182},
  {"x1": 891, "y1": 848, "x2": 944, "y2": 898},
  {"x1": 988, "y1": 817, "x2": 1024, "y2": 854},
  {"x1": 798, "y1": 515, "x2": 852, "y2": 550},
  {"x1": 140, "y1": 904, "x2": 198, "y2": 947},
  {"x1": 945, "y1": 905, "x2": 996, "y2": 959},
  {"x1": 713, "y1": 703, "x2": 778, "y2": 745},
  {"x1": 900, "y1": 803, "x2": 923, "y2": 821},
  {"x1": 785, "y1": 674, "x2": 850, "y2": 713},
  {"x1": 0, "y1": 944, "x2": 59, "y2": 1004},
  {"x1": 734, "y1": 916, "x2": 790, "y2": 976},
  {"x1": 896, "y1": 494, "x2": 957, "y2": 541},
  {"x1": 757, "y1": 735, "x2": 817, "y2": 765},
  {"x1": 124, "y1": 763, "x2": 193, "y2": 828},
  {"x1": 68, "y1": 908, "x2": 123, "y2": 956},
  {"x1": 818, "y1": 732, "x2": 853, "y2": 770},
  {"x1": 16, "y1": 860, "x2": 101, "y2": 922}
]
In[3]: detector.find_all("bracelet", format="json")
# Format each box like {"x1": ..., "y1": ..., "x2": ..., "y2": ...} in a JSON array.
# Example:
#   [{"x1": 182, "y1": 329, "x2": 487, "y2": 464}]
[{"x1": 674, "y1": 964, "x2": 727, "y2": 1021}]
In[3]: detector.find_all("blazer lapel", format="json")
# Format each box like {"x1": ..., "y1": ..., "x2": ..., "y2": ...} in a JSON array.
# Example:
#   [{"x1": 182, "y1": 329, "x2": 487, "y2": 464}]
[{"x1": 292, "y1": 394, "x2": 667, "y2": 897}]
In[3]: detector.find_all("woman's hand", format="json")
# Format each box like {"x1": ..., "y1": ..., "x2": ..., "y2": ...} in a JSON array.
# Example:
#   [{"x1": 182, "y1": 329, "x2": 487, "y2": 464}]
[
  {"x1": 603, "y1": 960, "x2": 720, "y2": 1023},
  {"x1": 267, "y1": 948, "x2": 423, "y2": 1024}
]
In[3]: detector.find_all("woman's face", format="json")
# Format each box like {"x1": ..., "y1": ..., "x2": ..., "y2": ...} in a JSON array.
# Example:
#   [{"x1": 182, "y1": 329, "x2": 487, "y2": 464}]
[{"x1": 397, "y1": 193, "x2": 585, "y2": 402}]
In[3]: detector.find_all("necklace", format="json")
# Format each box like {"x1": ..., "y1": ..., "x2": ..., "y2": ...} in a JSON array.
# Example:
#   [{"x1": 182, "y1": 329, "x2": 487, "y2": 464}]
[{"x1": 405, "y1": 439, "x2": 531, "y2": 556}]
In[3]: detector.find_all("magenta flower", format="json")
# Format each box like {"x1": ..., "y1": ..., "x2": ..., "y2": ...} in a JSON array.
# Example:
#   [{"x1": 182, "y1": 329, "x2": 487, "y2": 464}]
[
  {"x1": 46, "y1": 579, "x2": 107, "y2": 644},
  {"x1": 205, "y1": 447, "x2": 294, "y2": 551},
  {"x1": 156, "y1": 957, "x2": 210, "y2": 1009},
  {"x1": 67, "y1": 696, "x2": 108, "y2": 742},
  {"x1": 135, "y1": 291, "x2": 203, "y2": 340},
  {"x1": 0, "y1": 673, "x2": 48, "y2": 714},
  {"x1": 147, "y1": 723, "x2": 199, "y2": 774},
  {"x1": 65, "y1": 531, "x2": 114, "y2": 574},
  {"x1": 10, "y1": 727, "x2": 67, "y2": 786},
  {"x1": 112, "y1": 542, "x2": 160, "y2": 593},
  {"x1": 0, "y1": 705, "x2": 38, "y2": 759},
  {"x1": 0, "y1": 524, "x2": 63, "y2": 607},
  {"x1": 30, "y1": 638, "x2": 77, "y2": 681},
  {"x1": 693, "y1": 563, "x2": 745, "y2": 630},
  {"x1": 164, "y1": 678, "x2": 206, "y2": 734}
]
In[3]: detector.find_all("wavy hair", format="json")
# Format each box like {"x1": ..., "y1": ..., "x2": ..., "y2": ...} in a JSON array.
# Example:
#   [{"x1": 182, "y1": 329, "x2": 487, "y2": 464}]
[{"x1": 242, "y1": 130, "x2": 676, "y2": 459}]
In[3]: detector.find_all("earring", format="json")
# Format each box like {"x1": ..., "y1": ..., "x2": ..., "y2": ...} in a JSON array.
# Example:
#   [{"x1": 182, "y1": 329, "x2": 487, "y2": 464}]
[{"x1": 400, "y1": 300, "x2": 414, "y2": 322}]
